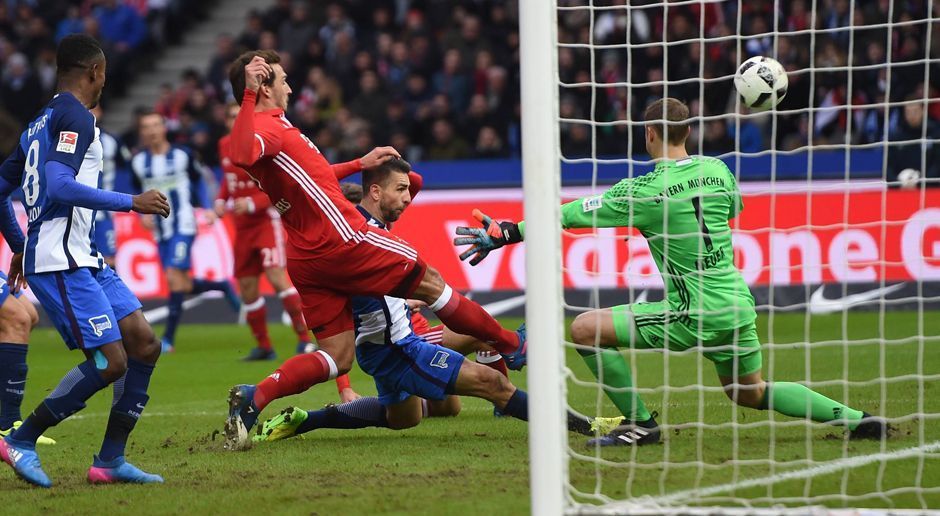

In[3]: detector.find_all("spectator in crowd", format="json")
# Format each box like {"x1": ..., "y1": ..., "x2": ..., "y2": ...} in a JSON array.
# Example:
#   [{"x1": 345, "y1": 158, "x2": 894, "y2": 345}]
[
  {"x1": 1, "y1": 53, "x2": 41, "y2": 126},
  {"x1": 887, "y1": 95, "x2": 940, "y2": 186}
]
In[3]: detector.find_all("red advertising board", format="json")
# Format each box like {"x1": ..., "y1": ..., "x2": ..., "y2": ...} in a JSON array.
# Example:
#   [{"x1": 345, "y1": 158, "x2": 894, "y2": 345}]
[{"x1": 3, "y1": 187, "x2": 937, "y2": 299}]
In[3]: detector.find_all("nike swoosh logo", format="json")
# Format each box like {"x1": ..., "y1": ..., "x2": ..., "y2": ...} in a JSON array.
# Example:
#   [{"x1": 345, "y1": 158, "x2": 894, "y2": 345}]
[
  {"x1": 6, "y1": 380, "x2": 25, "y2": 385},
  {"x1": 136, "y1": 403, "x2": 146, "y2": 410},
  {"x1": 808, "y1": 283, "x2": 905, "y2": 315}
]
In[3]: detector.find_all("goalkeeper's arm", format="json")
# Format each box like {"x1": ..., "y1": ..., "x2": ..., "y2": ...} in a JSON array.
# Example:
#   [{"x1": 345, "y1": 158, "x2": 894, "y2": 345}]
[{"x1": 454, "y1": 190, "x2": 630, "y2": 265}]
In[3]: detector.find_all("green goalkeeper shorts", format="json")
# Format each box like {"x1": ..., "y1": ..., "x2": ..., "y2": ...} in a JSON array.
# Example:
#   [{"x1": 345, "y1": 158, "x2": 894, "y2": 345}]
[{"x1": 610, "y1": 301, "x2": 763, "y2": 378}]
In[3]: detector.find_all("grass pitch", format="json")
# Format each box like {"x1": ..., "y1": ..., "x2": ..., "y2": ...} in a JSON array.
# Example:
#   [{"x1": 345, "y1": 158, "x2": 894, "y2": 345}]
[{"x1": 0, "y1": 311, "x2": 938, "y2": 514}]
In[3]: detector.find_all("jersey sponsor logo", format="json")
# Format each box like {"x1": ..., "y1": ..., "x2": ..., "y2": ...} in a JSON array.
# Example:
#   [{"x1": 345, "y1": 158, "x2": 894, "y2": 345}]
[
  {"x1": 582, "y1": 195, "x2": 603, "y2": 212},
  {"x1": 88, "y1": 315, "x2": 112, "y2": 337},
  {"x1": 807, "y1": 284, "x2": 905, "y2": 315},
  {"x1": 430, "y1": 350, "x2": 451, "y2": 369},
  {"x1": 56, "y1": 131, "x2": 79, "y2": 154}
]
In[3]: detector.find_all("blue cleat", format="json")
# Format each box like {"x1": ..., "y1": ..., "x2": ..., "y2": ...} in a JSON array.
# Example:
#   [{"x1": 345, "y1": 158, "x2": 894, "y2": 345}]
[
  {"x1": 0, "y1": 437, "x2": 52, "y2": 488},
  {"x1": 88, "y1": 455, "x2": 163, "y2": 484},
  {"x1": 224, "y1": 384, "x2": 260, "y2": 451},
  {"x1": 243, "y1": 348, "x2": 277, "y2": 361},
  {"x1": 160, "y1": 338, "x2": 175, "y2": 354},
  {"x1": 502, "y1": 323, "x2": 527, "y2": 371}
]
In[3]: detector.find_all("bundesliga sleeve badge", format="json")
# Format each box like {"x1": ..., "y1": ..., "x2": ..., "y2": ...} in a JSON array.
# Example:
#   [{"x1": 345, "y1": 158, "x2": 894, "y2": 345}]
[{"x1": 56, "y1": 131, "x2": 78, "y2": 154}]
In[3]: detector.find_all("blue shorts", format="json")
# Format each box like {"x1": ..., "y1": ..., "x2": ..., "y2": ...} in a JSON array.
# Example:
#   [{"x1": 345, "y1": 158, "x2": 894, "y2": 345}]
[
  {"x1": 0, "y1": 271, "x2": 23, "y2": 306},
  {"x1": 158, "y1": 234, "x2": 195, "y2": 271},
  {"x1": 94, "y1": 215, "x2": 117, "y2": 259},
  {"x1": 28, "y1": 266, "x2": 142, "y2": 350},
  {"x1": 355, "y1": 333, "x2": 464, "y2": 406}
]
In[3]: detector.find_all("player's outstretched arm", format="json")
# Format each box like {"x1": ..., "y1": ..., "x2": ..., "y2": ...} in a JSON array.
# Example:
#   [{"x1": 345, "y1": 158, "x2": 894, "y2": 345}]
[{"x1": 453, "y1": 209, "x2": 524, "y2": 266}]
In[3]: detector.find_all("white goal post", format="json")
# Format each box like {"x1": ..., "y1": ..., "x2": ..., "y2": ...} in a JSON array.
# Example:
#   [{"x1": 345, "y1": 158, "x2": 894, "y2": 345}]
[{"x1": 521, "y1": 0, "x2": 940, "y2": 514}]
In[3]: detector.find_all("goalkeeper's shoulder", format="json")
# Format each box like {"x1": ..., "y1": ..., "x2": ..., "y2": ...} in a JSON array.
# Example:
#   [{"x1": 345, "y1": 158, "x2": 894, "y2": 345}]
[{"x1": 696, "y1": 156, "x2": 739, "y2": 187}]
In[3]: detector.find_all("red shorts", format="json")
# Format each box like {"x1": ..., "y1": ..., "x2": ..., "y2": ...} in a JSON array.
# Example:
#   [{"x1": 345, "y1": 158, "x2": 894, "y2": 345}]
[
  {"x1": 233, "y1": 218, "x2": 287, "y2": 278},
  {"x1": 411, "y1": 313, "x2": 444, "y2": 344},
  {"x1": 287, "y1": 225, "x2": 428, "y2": 339}
]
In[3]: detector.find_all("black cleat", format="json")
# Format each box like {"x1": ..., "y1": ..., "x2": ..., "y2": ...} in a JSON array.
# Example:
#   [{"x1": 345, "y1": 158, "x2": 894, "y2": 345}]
[
  {"x1": 587, "y1": 417, "x2": 661, "y2": 447},
  {"x1": 849, "y1": 412, "x2": 889, "y2": 440}
]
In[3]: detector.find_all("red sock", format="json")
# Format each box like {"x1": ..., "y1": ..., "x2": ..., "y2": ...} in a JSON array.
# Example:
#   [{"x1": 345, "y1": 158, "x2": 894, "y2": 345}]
[
  {"x1": 335, "y1": 374, "x2": 351, "y2": 393},
  {"x1": 253, "y1": 350, "x2": 336, "y2": 410},
  {"x1": 245, "y1": 299, "x2": 272, "y2": 351},
  {"x1": 280, "y1": 288, "x2": 311, "y2": 343},
  {"x1": 477, "y1": 350, "x2": 509, "y2": 377},
  {"x1": 429, "y1": 286, "x2": 519, "y2": 354}
]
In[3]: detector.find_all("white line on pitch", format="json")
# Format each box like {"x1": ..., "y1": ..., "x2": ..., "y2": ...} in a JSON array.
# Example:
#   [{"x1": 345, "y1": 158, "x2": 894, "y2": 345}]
[{"x1": 652, "y1": 440, "x2": 940, "y2": 505}]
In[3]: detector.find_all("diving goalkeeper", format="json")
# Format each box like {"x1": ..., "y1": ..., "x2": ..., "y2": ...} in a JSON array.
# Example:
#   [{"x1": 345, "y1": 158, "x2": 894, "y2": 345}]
[{"x1": 454, "y1": 98, "x2": 887, "y2": 447}]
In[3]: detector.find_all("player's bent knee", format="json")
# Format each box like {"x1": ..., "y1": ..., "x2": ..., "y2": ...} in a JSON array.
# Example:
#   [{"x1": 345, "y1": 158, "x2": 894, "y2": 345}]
[
  {"x1": 724, "y1": 382, "x2": 766, "y2": 409},
  {"x1": 570, "y1": 312, "x2": 600, "y2": 346},
  {"x1": 96, "y1": 347, "x2": 129, "y2": 382}
]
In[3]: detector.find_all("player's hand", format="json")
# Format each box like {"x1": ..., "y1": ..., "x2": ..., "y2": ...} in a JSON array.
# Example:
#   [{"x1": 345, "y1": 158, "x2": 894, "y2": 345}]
[
  {"x1": 453, "y1": 209, "x2": 523, "y2": 266},
  {"x1": 8, "y1": 252, "x2": 26, "y2": 293},
  {"x1": 233, "y1": 197, "x2": 253, "y2": 215},
  {"x1": 141, "y1": 215, "x2": 156, "y2": 231},
  {"x1": 339, "y1": 388, "x2": 361, "y2": 404},
  {"x1": 406, "y1": 299, "x2": 427, "y2": 314},
  {"x1": 213, "y1": 200, "x2": 226, "y2": 218},
  {"x1": 245, "y1": 55, "x2": 273, "y2": 92},
  {"x1": 132, "y1": 189, "x2": 170, "y2": 218},
  {"x1": 203, "y1": 209, "x2": 218, "y2": 226},
  {"x1": 359, "y1": 146, "x2": 401, "y2": 170}
]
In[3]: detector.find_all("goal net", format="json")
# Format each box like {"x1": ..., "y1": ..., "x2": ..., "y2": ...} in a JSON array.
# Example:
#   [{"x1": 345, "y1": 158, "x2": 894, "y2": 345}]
[{"x1": 520, "y1": 1, "x2": 940, "y2": 514}]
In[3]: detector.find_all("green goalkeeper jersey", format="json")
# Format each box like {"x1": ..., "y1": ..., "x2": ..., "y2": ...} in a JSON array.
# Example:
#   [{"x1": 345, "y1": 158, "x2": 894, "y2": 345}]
[{"x1": 557, "y1": 155, "x2": 756, "y2": 331}]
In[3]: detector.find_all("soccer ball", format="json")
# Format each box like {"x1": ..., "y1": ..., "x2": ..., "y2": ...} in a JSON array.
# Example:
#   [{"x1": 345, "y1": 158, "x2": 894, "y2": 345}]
[
  {"x1": 898, "y1": 168, "x2": 921, "y2": 189},
  {"x1": 734, "y1": 56, "x2": 788, "y2": 111}
]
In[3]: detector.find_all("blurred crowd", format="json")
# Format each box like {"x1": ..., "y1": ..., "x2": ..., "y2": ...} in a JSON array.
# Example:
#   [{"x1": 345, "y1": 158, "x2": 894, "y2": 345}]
[
  {"x1": 0, "y1": 0, "x2": 212, "y2": 157},
  {"x1": 1, "y1": 0, "x2": 939, "y2": 174}
]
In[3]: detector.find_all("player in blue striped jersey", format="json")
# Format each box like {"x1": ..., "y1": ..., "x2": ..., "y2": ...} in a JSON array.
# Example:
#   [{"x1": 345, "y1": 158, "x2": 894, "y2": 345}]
[
  {"x1": 0, "y1": 35, "x2": 170, "y2": 488},
  {"x1": 130, "y1": 112, "x2": 240, "y2": 353},
  {"x1": 90, "y1": 105, "x2": 122, "y2": 267}
]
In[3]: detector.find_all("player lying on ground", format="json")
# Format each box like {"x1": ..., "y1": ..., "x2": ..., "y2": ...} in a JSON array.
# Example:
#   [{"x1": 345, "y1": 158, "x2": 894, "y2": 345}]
[
  {"x1": 216, "y1": 103, "x2": 358, "y2": 403},
  {"x1": 455, "y1": 97, "x2": 888, "y2": 447},
  {"x1": 0, "y1": 270, "x2": 54, "y2": 445},
  {"x1": 251, "y1": 161, "x2": 620, "y2": 444},
  {"x1": 0, "y1": 35, "x2": 170, "y2": 487},
  {"x1": 131, "y1": 111, "x2": 240, "y2": 354},
  {"x1": 338, "y1": 167, "x2": 513, "y2": 412},
  {"x1": 222, "y1": 51, "x2": 525, "y2": 450}
]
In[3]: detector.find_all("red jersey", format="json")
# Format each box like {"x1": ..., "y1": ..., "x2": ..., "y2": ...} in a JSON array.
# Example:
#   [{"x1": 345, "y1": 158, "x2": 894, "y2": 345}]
[
  {"x1": 229, "y1": 89, "x2": 364, "y2": 260},
  {"x1": 216, "y1": 134, "x2": 277, "y2": 229}
]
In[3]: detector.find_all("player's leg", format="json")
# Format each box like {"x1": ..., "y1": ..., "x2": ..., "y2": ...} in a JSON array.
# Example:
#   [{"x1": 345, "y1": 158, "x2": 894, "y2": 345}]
[
  {"x1": 426, "y1": 396, "x2": 461, "y2": 418},
  {"x1": 714, "y1": 325, "x2": 886, "y2": 439},
  {"x1": 223, "y1": 297, "x2": 352, "y2": 450},
  {"x1": 87, "y1": 266, "x2": 163, "y2": 483},
  {"x1": 239, "y1": 275, "x2": 277, "y2": 361},
  {"x1": 410, "y1": 265, "x2": 525, "y2": 365},
  {"x1": 435, "y1": 325, "x2": 509, "y2": 377},
  {"x1": 161, "y1": 265, "x2": 190, "y2": 352},
  {"x1": 0, "y1": 294, "x2": 34, "y2": 433},
  {"x1": 1, "y1": 269, "x2": 129, "y2": 487},
  {"x1": 264, "y1": 263, "x2": 313, "y2": 354},
  {"x1": 569, "y1": 306, "x2": 655, "y2": 426}
]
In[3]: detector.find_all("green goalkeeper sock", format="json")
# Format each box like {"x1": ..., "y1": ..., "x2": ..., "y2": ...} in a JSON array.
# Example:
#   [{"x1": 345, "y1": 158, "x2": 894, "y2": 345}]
[
  {"x1": 578, "y1": 348, "x2": 652, "y2": 423},
  {"x1": 762, "y1": 382, "x2": 864, "y2": 429}
]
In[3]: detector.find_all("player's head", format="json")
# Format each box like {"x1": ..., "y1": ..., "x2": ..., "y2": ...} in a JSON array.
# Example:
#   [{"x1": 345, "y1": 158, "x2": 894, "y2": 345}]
[
  {"x1": 138, "y1": 111, "x2": 168, "y2": 149},
  {"x1": 361, "y1": 157, "x2": 412, "y2": 223},
  {"x1": 644, "y1": 98, "x2": 690, "y2": 159},
  {"x1": 225, "y1": 102, "x2": 240, "y2": 132},
  {"x1": 229, "y1": 50, "x2": 291, "y2": 110},
  {"x1": 56, "y1": 34, "x2": 106, "y2": 108},
  {"x1": 340, "y1": 182, "x2": 363, "y2": 204}
]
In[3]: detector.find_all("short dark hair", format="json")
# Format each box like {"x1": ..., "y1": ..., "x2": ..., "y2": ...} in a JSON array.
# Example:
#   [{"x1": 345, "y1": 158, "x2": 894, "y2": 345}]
[
  {"x1": 56, "y1": 34, "x2": 104, "y2": 75},
  {"x1": 362, "y1": 157, "x2": 411, "y2": 190},
  {"x1": 644, "y1": 98, "x2": 690, "y2": 146},
  {"x1": 340, "y1": 182, "x2": 363, "y2": 203},
  {"x1": 228, "y1": 50, "x2": 281, "y2": 104}
]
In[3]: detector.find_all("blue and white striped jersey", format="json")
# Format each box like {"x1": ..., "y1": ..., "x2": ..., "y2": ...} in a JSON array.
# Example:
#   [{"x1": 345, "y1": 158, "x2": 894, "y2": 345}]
[
  {"x1": 0, "y1": 93, "x2": 105, "y2": 274},
  {"x1": 94, "y1": 130, "x2": 119, "y2": 224},
  {"x1": 130, "y1": 145, "x2": 202, "y2": 242},
  {"x1": 352, "y1": 205, "x2": 414, "y2": 346}
]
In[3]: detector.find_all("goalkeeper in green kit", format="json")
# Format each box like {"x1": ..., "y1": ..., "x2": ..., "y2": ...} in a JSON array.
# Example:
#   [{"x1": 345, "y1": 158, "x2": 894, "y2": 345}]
[{"x1": 454, "y1": 98, "x2": 887, "y2": 447}]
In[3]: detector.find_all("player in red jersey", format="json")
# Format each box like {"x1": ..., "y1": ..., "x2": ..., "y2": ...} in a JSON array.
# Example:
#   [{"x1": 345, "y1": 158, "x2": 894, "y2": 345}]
[
  {"x1": 216, "y1": 102, "x2": 359, "y2": 403},
  {"x1": 222, "y1": 51, "x2": 525, "y2": 450}
]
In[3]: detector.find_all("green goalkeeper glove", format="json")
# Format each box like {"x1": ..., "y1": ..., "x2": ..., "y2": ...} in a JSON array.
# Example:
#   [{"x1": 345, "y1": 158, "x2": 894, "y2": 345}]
[{"x1": 453, "y1": 209, "x2": 523, "y2": 266}]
